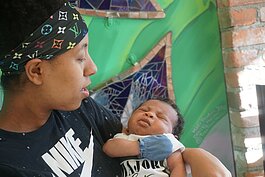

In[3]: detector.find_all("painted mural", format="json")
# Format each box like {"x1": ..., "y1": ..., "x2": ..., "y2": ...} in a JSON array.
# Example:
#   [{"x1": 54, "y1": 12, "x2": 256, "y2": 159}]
[
  {"x1": 79, "y1": 0, "x2": 236, "y2": 175},
  {"x1": 91, "y1": 32, "x2": 174, "y2": 127}
]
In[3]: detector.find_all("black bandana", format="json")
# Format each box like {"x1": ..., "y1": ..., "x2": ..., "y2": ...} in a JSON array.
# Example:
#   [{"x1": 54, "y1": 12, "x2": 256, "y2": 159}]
[{"x1": 0, "y1": 2, "x2": 88, "y2": 76}]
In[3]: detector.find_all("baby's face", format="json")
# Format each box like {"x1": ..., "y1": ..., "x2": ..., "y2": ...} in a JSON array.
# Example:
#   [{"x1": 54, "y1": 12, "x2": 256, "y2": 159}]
[{"x1": 126, "y1": 100, "x2": 178, "y2": 135}]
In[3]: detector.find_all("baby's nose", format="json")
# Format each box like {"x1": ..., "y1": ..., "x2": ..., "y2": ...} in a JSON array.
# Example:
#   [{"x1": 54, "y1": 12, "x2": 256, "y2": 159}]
[{"x1": 145, "y1": 112, "x2": 154, "y2": 118}]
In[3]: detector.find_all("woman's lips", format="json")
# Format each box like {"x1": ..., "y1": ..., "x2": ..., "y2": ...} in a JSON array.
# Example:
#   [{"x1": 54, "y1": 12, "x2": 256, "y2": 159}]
[{"x1": 81, "y1": 87, "x2": 89, "y2": 97}]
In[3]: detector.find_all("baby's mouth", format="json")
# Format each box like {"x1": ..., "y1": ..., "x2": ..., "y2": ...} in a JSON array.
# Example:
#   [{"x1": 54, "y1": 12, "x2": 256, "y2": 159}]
[{"x1": 138, "y1": 118, "x2": 151, "y2": 127}]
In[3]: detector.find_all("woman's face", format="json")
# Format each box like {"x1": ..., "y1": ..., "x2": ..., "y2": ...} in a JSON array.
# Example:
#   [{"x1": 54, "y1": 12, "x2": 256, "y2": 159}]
[
  {"x1": 127, "y1": 100, "x2": 178, "y2": 136},
  {"x1": 39, "y1": 34, "x2": 97, "y2": 110}
]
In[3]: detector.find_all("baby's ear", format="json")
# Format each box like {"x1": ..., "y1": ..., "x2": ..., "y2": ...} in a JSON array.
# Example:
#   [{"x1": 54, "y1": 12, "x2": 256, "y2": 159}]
[{"x1": 122, "y1": 128, "x2": 129, "y2": 135}]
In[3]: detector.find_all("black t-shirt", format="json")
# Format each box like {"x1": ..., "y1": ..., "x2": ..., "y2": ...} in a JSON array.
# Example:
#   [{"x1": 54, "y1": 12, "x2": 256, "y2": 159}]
[{"x1": 0, "y1": 97, "x2": 122, "y2": 177}]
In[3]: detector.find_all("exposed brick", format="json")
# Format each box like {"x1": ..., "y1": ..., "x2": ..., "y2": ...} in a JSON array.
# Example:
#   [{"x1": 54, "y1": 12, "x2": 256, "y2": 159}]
[
  {"x1": 231, "y1": 0, "x2": 265, "y2": 6},
  {"x1": 259, "y1": 49, "x2": 265, "y2": 66},
  {"x1": 233, "y1": 149, "x2": 248, "y2": 174},
  {"x1": 224, "y1": 70, "x2": 254, "y2": 87},
  {"x1": 222, "y1": 27, "x2": 265, "y2": 48},
  {"x1": 221, "y1": 31, "x2": 233, "y2": 48},
  {"x1": 230, "y1": 8, "x2": 257, "y2": 26},
  {"x1": 247, "y1": 159, "x2": 263, "y2": 168},
  {"x1": 248, "y1": 127, "x2": 261, "y2": 138},
  {"x1": 245, "y1": 172, "x2": 264, "y2": 177},
  {"x1": 260, "y1": 7, "x2": 265, "y2": 22},
  {"x1": 218, "y1": 8, "x2": 257, "y2": 28},
  {"x1": 232, "y1": 125, "x2": 261, "y2": 139},
  {"x1": 216, "y1": 0, "x2": 229, "y2": 8},
  {"x1": 217, "y1": 0, "x2": 265, "y2": 7},
  {"x1": 233, "y1": 27, "x2": 265, "y2": 47},
  {"x1": 225, "y1": 71, "x2": 240, "y2": 87},
  {"x1": 217, "y1": 0, "x2": 265, "y2": 175},
  {"x1": 223, "y1": 49, "x2": 258, "y2": 67},
  {"x1": 231, "y1": 125, "x2": 246, "y2": 147},
  {"x1": 217, "y1": 9, "x2": 231, "y2": 29},
  {"x1": 227, "y1": 92, "x2": 243, "y2": 109},
  {"x1": 227, "y1": 89, "x2": 258, "y2": 110},
  {"x1": 232, "y1": 128, "x2": 262, "y2": 164},
  {"x1": 230, "y1": 110, "x2": 260, "y2": 128}
]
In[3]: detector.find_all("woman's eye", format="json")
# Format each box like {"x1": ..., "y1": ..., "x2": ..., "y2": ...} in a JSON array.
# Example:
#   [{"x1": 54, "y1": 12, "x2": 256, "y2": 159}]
[{"x1": 78, "y1": 58, "x2": 85, "y2": 62}]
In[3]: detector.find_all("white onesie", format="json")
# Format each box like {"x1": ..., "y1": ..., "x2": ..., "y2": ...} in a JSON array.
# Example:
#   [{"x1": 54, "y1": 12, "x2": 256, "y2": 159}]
[{"x1": 114, "y1": 133, "x2": 185, "y2": 177}]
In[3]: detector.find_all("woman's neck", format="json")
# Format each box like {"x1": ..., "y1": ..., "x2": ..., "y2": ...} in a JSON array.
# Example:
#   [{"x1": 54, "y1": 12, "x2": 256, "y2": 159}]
[{"x1": 0, "y1": 93, "x2": 52, "y2": 132}]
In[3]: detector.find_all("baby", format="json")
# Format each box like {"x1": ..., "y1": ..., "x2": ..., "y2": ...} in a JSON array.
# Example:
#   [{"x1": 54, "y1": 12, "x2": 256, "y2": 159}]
[{"x1": 103, "y1": 97, "x2": 186, "y2": 177}]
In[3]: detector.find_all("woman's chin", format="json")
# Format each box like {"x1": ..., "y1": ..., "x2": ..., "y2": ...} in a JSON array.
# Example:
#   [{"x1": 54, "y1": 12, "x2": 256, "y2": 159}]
[{"x1": 58, "y1": 101, "x2": 82, "y2": 111}]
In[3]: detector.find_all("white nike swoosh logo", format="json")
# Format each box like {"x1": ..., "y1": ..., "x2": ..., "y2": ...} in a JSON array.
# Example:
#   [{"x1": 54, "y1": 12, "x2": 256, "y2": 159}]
[{"x1": 80, "y1": 131, "x2": 94, "y2": 177}]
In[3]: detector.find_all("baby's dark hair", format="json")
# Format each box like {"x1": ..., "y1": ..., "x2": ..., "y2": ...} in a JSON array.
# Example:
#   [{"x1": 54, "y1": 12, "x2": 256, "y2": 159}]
[
  {"x1": 0, "y1": 0, "x2": 66, "y2": 90},
  {"x1": 136, "y1": 97, "x2": 184, "y2": 139}
]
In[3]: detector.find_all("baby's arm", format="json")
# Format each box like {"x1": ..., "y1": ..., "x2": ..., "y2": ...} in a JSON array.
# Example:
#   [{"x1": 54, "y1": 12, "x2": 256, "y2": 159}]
[
  {"x1": 167, "y1": 150, "x2": 186, "y2": 177},
  {"x1": 104, "y1": 133, "x2": 178, "y2": 161},
  {"x1": 103, "y1": 137, "x2": 139, "y2": 157}
]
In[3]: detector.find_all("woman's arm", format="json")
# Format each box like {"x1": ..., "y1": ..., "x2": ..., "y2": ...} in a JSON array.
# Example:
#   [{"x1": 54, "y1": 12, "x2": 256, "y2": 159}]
[
  {"x1": 182, "y1": 148, "x2": 232, "y2": 177},
  {"x1": 167, "y1": 150, "x2": 186, "y2": 177}
]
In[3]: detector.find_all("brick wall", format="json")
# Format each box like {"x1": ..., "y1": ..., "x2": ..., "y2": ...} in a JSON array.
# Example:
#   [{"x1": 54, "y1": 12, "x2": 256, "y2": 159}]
[{"x1": 216, "y1": 0, "x2": 265, "y2": 176}]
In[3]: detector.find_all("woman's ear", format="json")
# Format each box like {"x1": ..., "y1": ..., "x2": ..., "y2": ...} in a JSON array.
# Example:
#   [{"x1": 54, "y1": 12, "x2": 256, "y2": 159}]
[{"x1": 24, "y1": 59, "x2": 44, "y2": 85}]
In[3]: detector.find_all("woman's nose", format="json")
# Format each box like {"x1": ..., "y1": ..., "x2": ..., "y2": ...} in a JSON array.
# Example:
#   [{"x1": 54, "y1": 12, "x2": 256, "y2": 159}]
[{"x1": 84, "y1": 53, "x2": 97, "y2": 76}]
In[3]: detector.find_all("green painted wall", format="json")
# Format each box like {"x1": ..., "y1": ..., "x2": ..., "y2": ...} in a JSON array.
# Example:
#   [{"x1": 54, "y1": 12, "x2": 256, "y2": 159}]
[{"x1": 83, "y1": 0, "x2": 227, "y2": 145}]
